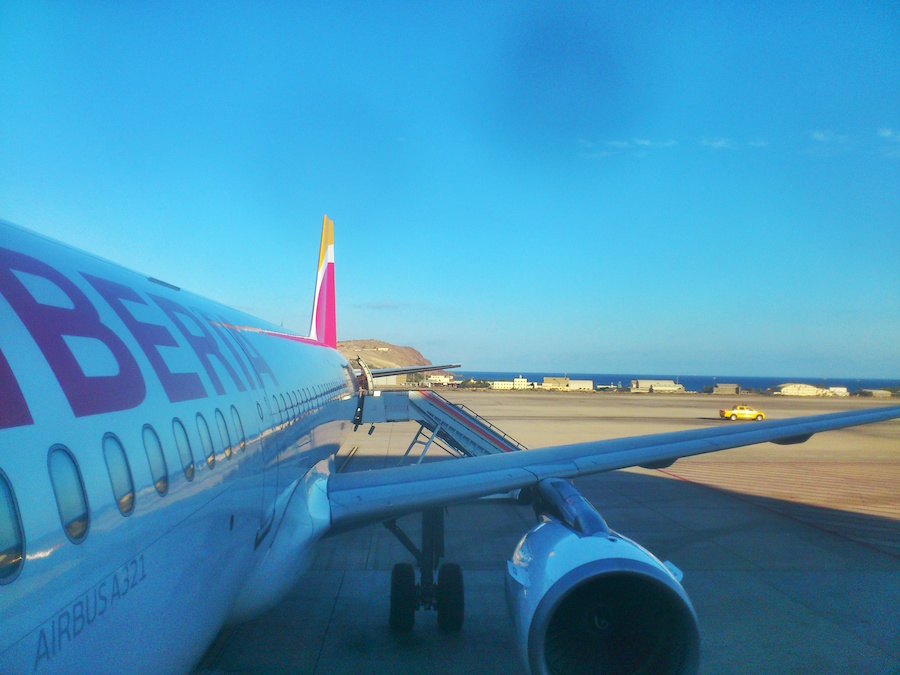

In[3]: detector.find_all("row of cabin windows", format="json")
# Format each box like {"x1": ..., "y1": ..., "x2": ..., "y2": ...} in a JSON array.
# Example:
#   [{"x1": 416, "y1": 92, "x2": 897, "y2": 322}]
[
  {"x1": 0, "y1": 381, "x2": 351, "y2": 585},
  {"x1": 270, "y1": 382, "x2": 349, "y2": 425},
  {"x1": 0, "y1": 403, "x2": 249, "y2": 585},
  {"x1": 50, "y1": 405, "x2": 248, "y2": 545}
]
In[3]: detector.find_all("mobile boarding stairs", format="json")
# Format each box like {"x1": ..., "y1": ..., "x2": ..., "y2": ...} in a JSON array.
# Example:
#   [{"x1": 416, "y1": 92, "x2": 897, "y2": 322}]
[{"x1": 352, "y1": 388, "x2": 527, "y2": 461}]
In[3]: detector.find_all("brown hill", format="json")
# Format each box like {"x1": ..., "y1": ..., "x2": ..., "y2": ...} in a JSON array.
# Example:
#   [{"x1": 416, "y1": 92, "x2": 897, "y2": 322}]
[{"x1": 337, "y1": 339, "x2": 432, "y2": 370}]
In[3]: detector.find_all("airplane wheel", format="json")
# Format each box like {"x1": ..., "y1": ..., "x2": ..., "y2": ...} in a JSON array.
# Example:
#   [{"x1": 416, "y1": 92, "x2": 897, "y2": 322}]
[
  {"x1": 390, "y1": 563, "x2": 416, "y2": 631},
  {"x1": 436, "y1": 563, "x2": 464, "y2": 632},
  {"x1": 730, "y1": 414, "x2": 737, "y2": 421}
]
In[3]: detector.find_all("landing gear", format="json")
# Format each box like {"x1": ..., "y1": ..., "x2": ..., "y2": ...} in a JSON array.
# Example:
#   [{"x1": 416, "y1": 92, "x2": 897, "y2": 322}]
[
  {"x1": 385, "y1": 508, "x2": 464, "y2": 632},
  {"x1": 436, "y1": 563, "x2": 464, "y2": 631},
  {"x1": 389, "y1": 563, "x2": 416, "y2": 631}
]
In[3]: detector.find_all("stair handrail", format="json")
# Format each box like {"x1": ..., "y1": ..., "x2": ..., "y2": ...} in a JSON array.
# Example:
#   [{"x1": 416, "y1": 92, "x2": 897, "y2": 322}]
[
  {"x1": 452, "y1": 403, "x2": 528, "y2": 451},
  {"x1": 417, "y1": 390, "x2": 529, "y2": 452}
]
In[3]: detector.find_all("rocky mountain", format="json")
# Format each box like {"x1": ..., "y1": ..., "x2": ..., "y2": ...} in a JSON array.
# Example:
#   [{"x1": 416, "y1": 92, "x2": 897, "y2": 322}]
[{"x1": 336, "y1": 339, "x2": 432, "y2": 369}]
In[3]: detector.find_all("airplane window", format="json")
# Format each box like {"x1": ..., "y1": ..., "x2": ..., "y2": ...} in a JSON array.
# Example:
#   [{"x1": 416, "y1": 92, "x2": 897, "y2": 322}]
[
  {"x1": 0, "y1": 470, "x2": 24, "y2": 584},
  {"x1": 48, "y1": 446, "x2": 90, "y2": 543},
  {"x1": 231, "y1": 406, "x2": 246, "y2": 453},
  {"x1": 273, "y1": 396, "x2": 282, "y2": 426},
  {"x1": 103, "y1": 434, "x2": 135, "y2": 516},
  {"x1": 142, "y1": 425, "x2": 169, "y2": 495},
  {"x1": 196, "y1": 414, "x2": 215, "y2": 469},
  {"x1": 172, "y1": 418, "x2": 194, "y2": 481},
  {"x1": 215, "y1": 409, "x2": 232, "y2": 459}
]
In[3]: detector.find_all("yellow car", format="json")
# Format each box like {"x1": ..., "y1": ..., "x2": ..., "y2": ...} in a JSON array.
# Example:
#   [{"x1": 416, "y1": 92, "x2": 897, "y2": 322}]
[{"x1": 719, "y1": 404, "x2": 765, "y2": 421}]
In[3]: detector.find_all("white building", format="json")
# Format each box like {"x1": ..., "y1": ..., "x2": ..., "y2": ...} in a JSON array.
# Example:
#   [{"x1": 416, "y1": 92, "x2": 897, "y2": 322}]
[
  {"x1": 630, "y1": 380, "x2": 685, "y2": 394},
  {"x1": 428, "y1": 374, "x2": 453, "y2": 386},
  {"x1": 543, "y1": 377, "x2": 569, "y2": 390},
  {"x1": 490, "y1": 380, "x2": 514, "y2": 390},
  {"x1": 513, "y1": 375, "x2": 529, "y2": 390},
  {"x1": 567, "y1": 380, "x2": 593, "y2": 391},
  {"x1": 773, "y1": 383, "x2": 825, "y2": 396}
]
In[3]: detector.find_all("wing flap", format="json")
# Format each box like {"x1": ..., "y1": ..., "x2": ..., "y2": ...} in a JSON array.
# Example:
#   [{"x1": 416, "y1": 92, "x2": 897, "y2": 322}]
[
  {"x1": 363, "y1": 363, "x2": 462, "y2": 378},
  {"x1": 328, "y1": 405, "x2": 900, "y2": 531}
]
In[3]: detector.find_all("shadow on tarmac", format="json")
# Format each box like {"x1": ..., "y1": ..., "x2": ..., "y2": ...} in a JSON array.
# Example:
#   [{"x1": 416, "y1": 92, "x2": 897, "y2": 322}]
[{"x1": 196, "y1": 460, "x2": 900, "y2": 674}]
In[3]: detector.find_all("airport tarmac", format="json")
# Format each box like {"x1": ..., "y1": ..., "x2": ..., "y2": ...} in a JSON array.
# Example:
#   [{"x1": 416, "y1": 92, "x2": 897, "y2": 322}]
[{"x1": 196, "y1": 391, "x2": 900, "y2": 674}]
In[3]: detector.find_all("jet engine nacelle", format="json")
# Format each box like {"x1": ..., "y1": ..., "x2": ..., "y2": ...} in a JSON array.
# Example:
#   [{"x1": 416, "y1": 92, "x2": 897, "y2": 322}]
[{"x1": 506, "y1": 517, "x2": 700, "y2": 675}]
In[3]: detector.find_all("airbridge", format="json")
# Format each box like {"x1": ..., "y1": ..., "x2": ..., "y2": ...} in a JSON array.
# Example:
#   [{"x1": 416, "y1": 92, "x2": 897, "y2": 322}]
[{"x1": 355, "y1": 389, "x2": 527, "y2": 460}]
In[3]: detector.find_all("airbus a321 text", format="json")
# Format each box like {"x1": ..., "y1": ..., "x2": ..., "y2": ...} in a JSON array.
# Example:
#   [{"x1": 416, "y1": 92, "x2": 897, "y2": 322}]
[{"x1": 1, "y1": 217, "x2": 897, "y2": 674}]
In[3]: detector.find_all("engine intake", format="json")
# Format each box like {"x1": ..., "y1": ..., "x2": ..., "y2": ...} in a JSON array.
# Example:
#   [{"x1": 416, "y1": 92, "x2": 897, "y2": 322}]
[{"x1": 506, "y1": 516, "x2": 699, "y2": 675}]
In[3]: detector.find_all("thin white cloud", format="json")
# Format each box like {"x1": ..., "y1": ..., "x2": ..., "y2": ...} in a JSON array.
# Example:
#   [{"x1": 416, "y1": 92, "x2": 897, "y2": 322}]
[
  {"x1": 701, "y1": 137, "x2": 732, "y2": 149},
  {"x1": 748, "y1": 139, "x2": 770, "y2": 148},
  {"x1": 632, "y1": 138, "x2": 676, "y2": 148},
  {"x1": 878, "y1": 128, "x2": 900, "y2": 158},
  {"x1": 809, "y1": 130, "x2": 849, "y2": 144},
  {"x1": 580, "y1": 138, "x2": 676, "y2": 158},
  {"x1": 805, "y1": 130, "x2": 852, "y2": 156}
]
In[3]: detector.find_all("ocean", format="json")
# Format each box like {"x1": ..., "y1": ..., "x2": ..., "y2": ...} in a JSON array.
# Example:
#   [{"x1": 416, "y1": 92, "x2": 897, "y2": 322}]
[{"x1": 455, "y1": 371, "x2": 900, "y2": 394}]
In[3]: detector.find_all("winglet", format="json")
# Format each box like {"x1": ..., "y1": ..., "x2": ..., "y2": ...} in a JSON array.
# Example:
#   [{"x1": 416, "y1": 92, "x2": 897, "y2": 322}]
[{"x1": 309, "y1": 215, "x2": 336, "y2": 348}]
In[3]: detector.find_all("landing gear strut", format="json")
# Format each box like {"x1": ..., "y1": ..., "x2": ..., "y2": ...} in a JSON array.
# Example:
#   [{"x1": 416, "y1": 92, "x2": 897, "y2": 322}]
[{"x1": 385, "y1": 508, "x2": 464, "y2": 632}]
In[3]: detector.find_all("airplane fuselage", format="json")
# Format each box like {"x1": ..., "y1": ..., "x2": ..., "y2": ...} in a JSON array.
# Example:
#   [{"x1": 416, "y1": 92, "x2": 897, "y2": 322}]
[{"x1": 0, "y1": 222, "x2": 356, "y2": 672}]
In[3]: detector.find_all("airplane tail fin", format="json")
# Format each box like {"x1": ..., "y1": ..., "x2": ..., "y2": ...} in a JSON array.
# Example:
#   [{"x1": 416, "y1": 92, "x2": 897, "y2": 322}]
[{"x1": 308, "y1": 215, "x2": 336, "y2": 348}]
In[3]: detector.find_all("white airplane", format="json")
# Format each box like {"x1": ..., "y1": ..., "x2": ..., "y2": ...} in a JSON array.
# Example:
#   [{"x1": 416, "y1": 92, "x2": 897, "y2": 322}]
[{"x1": 0, "y1": 216, "x2": 898, "y2": 674}]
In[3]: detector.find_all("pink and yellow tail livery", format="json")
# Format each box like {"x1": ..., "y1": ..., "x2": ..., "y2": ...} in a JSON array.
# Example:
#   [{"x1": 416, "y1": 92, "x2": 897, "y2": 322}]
[{"x1": 309, "y1": 215, "x2": 336, "y2": 349}]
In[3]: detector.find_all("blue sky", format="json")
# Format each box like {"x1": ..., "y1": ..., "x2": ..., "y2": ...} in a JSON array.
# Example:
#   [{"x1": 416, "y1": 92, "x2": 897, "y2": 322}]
[{"x1": 1, "y1": 2, "x2": 898, "y2": 377}]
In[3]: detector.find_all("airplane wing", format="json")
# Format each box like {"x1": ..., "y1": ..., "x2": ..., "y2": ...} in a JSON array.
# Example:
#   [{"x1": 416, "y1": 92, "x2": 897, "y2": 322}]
[
  {"x1": 349, "y1": 358, "x2": 461, "y2": 392},
  {"x1": 365, "y1": 363, "x2": 461, "y2": 378},
  {"x1": 328, "y1": 404, "x2": 900, "y2": 531}
]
